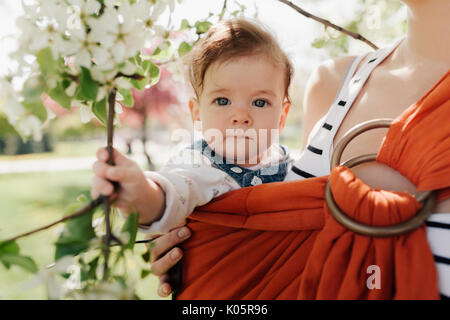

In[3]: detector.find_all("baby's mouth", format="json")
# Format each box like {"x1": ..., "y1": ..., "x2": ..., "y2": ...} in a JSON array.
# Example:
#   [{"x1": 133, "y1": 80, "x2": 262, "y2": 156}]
[
  {"x1": 225, "y1": 132, "x2": 253, "y2": 140},
  {"x1": 225, "y1": 129, "x2": 253, "y2": 140}
]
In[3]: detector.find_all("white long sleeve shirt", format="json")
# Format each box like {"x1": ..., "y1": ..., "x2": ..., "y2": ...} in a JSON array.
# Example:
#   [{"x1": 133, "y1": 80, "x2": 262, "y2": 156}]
[{"x1": 137, "y1": 140, "x2": 292, "y2": 234}]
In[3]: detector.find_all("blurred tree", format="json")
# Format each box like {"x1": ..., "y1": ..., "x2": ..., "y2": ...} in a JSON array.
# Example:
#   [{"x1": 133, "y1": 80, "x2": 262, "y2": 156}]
[
  {"x1": 42, "y1": 94, "x2": 105, "y2": 141},
  {"x1": 118, "y1": 67, "x2": 190, "y2": 170},
  {"x1": 0, "y1": 115, "x2": 54, "y2": 155}
]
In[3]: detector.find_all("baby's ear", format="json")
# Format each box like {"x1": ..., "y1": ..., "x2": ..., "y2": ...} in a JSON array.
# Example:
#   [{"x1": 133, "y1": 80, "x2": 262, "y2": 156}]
[
  {"x1": 278, "y1": 101, "x2": 291, "y2": 133},
  {"x1": 189, "y1": 98, "x2": 200, "y2": 123}
]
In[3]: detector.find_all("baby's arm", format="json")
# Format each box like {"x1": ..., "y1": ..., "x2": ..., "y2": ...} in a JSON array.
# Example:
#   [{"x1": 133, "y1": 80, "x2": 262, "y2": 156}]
[
  {"x1": 91, "y1": 147, "x2": 166, "y2": 225},
  {"x1": 138, "y1": 148, "x2": 240, "y2": 234}
]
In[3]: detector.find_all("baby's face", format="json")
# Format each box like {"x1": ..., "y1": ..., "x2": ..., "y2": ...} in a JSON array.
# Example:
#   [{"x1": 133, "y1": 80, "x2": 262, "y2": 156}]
[{"x1": 190, "y1": 54, "x2": 290, "y2": 166}]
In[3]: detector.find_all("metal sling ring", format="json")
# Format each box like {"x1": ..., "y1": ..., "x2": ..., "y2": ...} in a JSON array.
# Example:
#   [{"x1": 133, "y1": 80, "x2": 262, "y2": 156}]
[{"x1": 325, "y1": 119, "x2": 436, "y2": 237}]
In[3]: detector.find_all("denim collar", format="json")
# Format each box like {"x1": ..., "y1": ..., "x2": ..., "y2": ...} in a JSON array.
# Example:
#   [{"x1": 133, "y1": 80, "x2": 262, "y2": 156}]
[{"x1": 189, "y1": 139, "x2": 293, "y2": 188}]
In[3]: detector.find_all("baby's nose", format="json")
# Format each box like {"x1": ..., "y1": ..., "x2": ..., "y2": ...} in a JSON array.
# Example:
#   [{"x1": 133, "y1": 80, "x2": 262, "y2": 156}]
[
  {"x1": 233, "y1": 118, "x2": 250, "y2": 125},
  {"x1": 231, "y1": 112, "x2": 252, "y2": 126}
]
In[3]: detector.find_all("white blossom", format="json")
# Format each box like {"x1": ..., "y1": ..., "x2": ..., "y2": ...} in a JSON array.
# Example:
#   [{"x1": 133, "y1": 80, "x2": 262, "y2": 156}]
[
  {"x1": 0, "y1": 79, "x2": 26, "y2": 125},
  {"x1": 3, "y1": 0, "x2": 182, "y2": 140},
  {"x1": 91, "y1": 47, "x2": 116, "y2": 71},
  {"x1": 39, "y1": 0, "x2": 69, "y2": 27},
  {"x1": 46, "y1": 106, "x2": 57, "y2": 120},
  {"x1": 88, "y1": 4, "x2": 146, "y2": 64},
  {"x1": 65, "y1": 82, "x2": 77, "y2": 97},
  {"x1": 63, "y1": 265, "x2": 82, "y2": 290},
  {"x1": 120, "y1": 60, "x2": 137, "y2": 76},
  {"x1": 63, "y1": 27, "x2": 96, "y2": 68},
  {"x1": 115, "y1": 101, "x2": 124, "y2": 114},
  {"x1": 115, "y1": 77, "x2": 132, "y2": 90},
  {"x1": 96, "y1": 86, "x2": 107, "y2": 102},
  {"x1": 73, "y1": 99, "x2": 95, "y2": 123},
  {"x1": 16, "y1": 114, "x2": 43, "y2": 141},
  {"x1": 114, "y1": 229, "x2": 130, "y2": 244},
  {"x1": 92, "y1": 216, "x2": 104, "y2": 228},
  {"x1": 90, "y1": 66, "x2": 117, "y2": 84},
  {"x1": 21, "y1": 256, "x2": 76, "y2": 300}
]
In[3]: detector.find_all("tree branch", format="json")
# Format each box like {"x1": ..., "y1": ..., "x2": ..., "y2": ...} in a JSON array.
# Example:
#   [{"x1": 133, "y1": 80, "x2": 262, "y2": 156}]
[
  {"x1": 277, "y1": 0, "x2": 378, "y2": 50},
  {"x1": 2, "y1": 196, "x2": 105, "y2": 244},
  {"x1": 102, "y1": 87, "x2": 118, "y2": 279},
  {"x1": 115, "y1": 73, "x2": 144, "y2": 80}
]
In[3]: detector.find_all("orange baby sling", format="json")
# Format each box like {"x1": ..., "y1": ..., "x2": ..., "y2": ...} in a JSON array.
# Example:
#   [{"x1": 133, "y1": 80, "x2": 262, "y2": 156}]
[{"x1": 177, "y1": 70, "x2": 450, "y2": 300}]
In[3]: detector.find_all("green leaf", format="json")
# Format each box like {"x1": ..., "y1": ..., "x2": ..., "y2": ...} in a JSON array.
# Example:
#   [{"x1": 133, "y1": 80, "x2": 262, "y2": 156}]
[
  {"x1": 76, "y1": 193, "x2": 89, "y2": 203},
  {"x1": 0, "y1": 116, "x2": 19, "y2": 136},
  {"x1": 180, "y1": 19, "x2": 190, "y2": 30},
  {"x1": 66, "y1": 212, "x2": 96, "y2": 241},
  {"x1": 75, "y1": 86, "x2": 87, "y2": 101},
  {"x1": 141, "y1": 249, "x2": 150, "y2": 263},
  {"x1": 54, "y1": 201, "x2": 96, "y2": 260},
  {"x1": 130, "y1": 77, "x2": 147, "y2": 90},
  {"x1": 147, "y1": 60, "x2": 160, "y2": 87},
  {"x1": 141, "y1": 269, "x2": 152, "y2": 279},
  {"x1": 80, "y1": 67, "x2": 98, "y2": 101},
  {"x1": 113, "y1": 275, "x2": 127, "y2": 288},
  {"x1": 178, "y1": 41, "x2": 192, "y2": 56},
  {"x1": 132, "y1": 52, "x2": 142, "y2": 66},
  {"x1": 23, "y1": 76, "x2": 45, "y2": 103},
  {"x1": 151, "y1": 42, "x2": 173, "y2": 61},
  {"x1": 311, "y1": 37, "x2": 327, "y2": 49},
  {"x1": 130, "y1": 59, "x2": 160, "y2": 90},
  {"x1": 195, "y1": 21, "x2": 212, "y2": 34},
  {"x1": 92, "y1": 97, "x2": 107, "y2": 125},
  {"x1": 47, "y1": 82, "x2": 72, "y2": 110},
  {"x1": 22, "y1": 100, "x2": 48, "y2": 122},
  {"x1": 121, "y1": 212, "x2": 138, "y2": 250},
  {"x1": 118, "y1": 88, "x2": 134, "y2": 107},
  {"x1": 80, "y1": 256, "x2": 99, "y2": 281},
  {"x1": 0, "y1": 241, "x2": 20, "y2": 268},
  {"x1": 0, "y1": 241, "x2": 20, "y2": 255},
  {"x1": 0, "y1": 253, "x2": 38, "y2": 273},
  {"x1": 61, "y1": 78, "x2": 71, "y2": 90},
  {"x1": 54, "y1": 241, "x2": 89, "y2": 261},
  {"x1": 37, "y1": 47, "x2": 55, "y2": 75}
]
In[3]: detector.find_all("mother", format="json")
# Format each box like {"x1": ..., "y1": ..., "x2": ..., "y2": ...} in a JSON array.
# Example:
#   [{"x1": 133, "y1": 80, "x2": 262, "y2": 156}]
[{"x1": 150, "y1": 0, "x2": 450, "y2": 298}]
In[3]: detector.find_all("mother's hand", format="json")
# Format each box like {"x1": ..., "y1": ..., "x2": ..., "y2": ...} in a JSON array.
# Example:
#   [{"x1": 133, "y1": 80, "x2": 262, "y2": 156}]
[{"x1": 148, "y1": 226, "x2": 191, "y2": 297}]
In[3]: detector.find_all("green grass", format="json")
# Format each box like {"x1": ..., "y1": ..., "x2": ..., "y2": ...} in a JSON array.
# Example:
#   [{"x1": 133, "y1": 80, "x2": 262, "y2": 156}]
[
  {"x1": 0, "y1": 140, "x2": 104, "y2": 161},
  {"x1": 0, "y1": 170, "x2": 166, "y2": 300}
]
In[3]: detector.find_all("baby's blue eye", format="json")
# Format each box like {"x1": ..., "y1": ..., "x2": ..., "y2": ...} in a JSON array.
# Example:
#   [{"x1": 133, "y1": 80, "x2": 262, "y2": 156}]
[
  {"x1": 253, "y1": 99, "x2": 267, "y2": 108},
  {"x1": 215, "y1": 98, "x2": 230, "y2": 106}
]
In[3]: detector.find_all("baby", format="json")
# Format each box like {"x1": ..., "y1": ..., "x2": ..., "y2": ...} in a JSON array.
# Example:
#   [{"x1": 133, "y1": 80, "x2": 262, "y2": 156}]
[{"x1": 91, "y1": 18, "x2": 294, "y2": 234}]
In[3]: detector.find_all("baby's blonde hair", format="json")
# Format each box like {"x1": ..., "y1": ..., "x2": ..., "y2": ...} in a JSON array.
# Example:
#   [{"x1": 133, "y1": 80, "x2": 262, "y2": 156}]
[{"x1": 187, "y1": 18, "x2": 293, "y2": 102}]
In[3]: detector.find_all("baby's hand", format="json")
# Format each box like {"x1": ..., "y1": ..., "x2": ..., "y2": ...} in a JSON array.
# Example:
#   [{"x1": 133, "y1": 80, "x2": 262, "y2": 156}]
[{"x1": 91, "y1": 147, "x2": 165, "y2": 224}]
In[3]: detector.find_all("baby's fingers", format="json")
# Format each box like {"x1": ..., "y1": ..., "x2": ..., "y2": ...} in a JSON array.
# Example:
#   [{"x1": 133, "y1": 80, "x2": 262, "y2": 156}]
[
  {"x1": 96, "y1": 147, "x2": 133, "y2": 166},
  {"x1": 92, "y1": 161, "x2": 129, "y2": 182},
  {"x1": 92, "y1": 160, "x2": 110, "y2": 178},
  {"x1": 91, "y1": 176, "x2": 115, "y2": 198}
]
